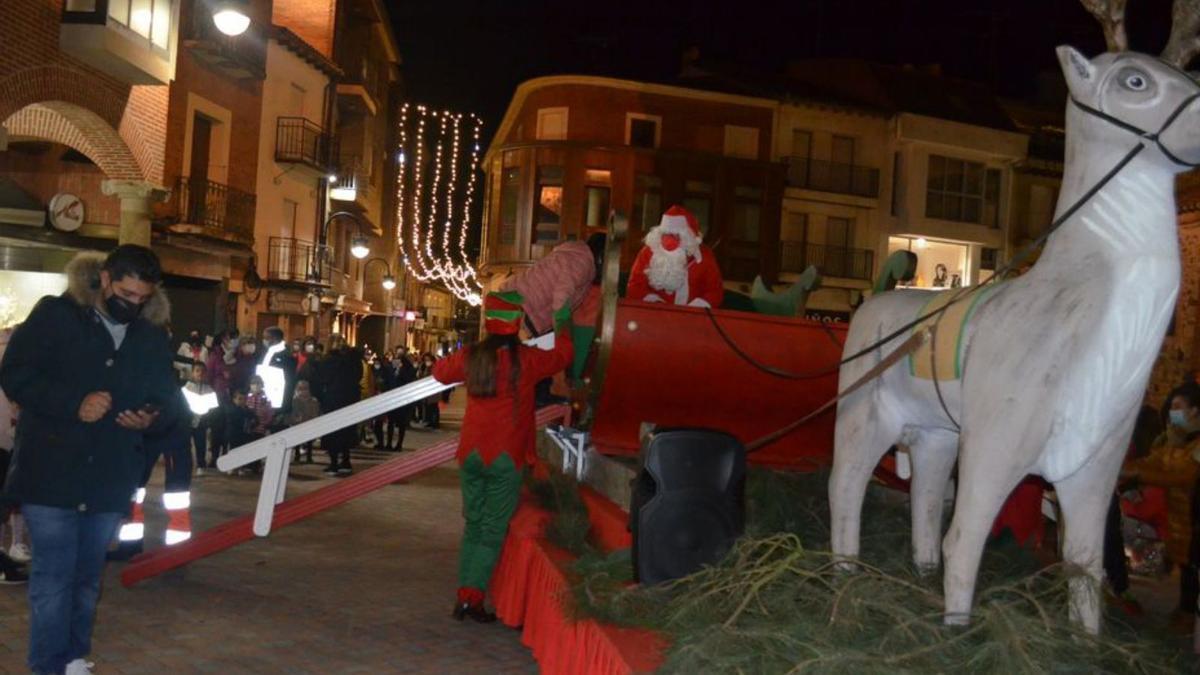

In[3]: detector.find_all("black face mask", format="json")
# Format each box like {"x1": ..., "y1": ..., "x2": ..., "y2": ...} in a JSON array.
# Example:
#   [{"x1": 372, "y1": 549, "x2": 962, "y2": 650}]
[
  {"x1": 104, "y1": 294, "x2": 142, "y2": 325},
  {"x1": 189, "y1": 335, "x2": 201, "y2": 346}
]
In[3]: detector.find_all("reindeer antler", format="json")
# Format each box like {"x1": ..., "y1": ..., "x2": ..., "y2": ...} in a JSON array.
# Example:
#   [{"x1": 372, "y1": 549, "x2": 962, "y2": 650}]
[
  {"x1": 1163, "y1": 0, "x2": 1200, "y2": 69},
  {"x1": 1079, "y1": 0, "x2": 1129, "y2": 52}
]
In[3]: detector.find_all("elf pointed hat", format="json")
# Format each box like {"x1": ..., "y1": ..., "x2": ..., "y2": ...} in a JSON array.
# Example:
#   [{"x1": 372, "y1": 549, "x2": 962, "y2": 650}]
[
  {"x1": 658, "y1": 205, "x2": 701, "y2": 239},
  {"x1": 484, "y1": 290, "x2": 524, "y2": 335}
]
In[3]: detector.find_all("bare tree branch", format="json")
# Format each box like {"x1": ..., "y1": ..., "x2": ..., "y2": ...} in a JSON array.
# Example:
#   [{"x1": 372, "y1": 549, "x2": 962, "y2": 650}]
[
  {"x1": 1079, "y1": 0, "x2": 1129, "y2": 52},
  {"x1": 1163, "y1": 0, "x2": 1200, "y2": 68}
]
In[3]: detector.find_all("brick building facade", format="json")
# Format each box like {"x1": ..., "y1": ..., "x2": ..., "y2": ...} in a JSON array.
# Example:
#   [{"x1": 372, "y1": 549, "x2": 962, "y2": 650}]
[{"x1": 480, "y1": 76, "x2": 784, "y2": 288}]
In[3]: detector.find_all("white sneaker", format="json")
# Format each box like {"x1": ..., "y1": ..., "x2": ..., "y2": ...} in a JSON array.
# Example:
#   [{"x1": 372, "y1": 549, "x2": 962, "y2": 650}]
[
  {"x1": 8, "y1": 542, "x2": 30, "y2": 563},
  {"x1": 65, "y1": 658, "x2": 94, "y2": 674},
  {"x1": 195, "y1": 468, "x2": 207, "y2": 477}
]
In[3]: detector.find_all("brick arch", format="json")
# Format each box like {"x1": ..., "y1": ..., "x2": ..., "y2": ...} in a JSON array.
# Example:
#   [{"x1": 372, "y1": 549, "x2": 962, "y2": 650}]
[
  {"x1": 0, "y1": 66, "x2": 159, "y2": 183},
  {"x1": 4, "y1": 103, "x2": 144, "y2": 181}
]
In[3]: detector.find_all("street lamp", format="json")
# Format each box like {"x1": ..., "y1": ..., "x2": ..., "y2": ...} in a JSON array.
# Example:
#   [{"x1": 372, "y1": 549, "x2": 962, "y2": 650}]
[
  {"x1": 319, "y1": 211, "x2": 370, "y2": 266},
  {"x1": 212, "y1": 0, "x2": 251, "y2": 36},
  {"x1": 363, "y1": 257, "x2": 396, "y2": 290},
  {"x1": 351, "y1": 235, "x2": 370, "y2": 259}
]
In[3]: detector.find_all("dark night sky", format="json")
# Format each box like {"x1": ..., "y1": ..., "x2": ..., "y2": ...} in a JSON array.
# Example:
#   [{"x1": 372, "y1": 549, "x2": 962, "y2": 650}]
[{"x1": 390, "y1": 0, "x2": 1175, "y2": 137}]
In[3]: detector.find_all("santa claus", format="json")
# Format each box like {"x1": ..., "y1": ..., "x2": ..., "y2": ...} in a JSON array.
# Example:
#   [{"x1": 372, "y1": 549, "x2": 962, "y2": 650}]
[{"x1": 626, "y1": 205, "x2": 724, "y2": 308}]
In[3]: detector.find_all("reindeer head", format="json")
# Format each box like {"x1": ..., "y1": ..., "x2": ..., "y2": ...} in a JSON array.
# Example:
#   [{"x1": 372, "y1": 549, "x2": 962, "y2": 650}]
[
  {"x1": 1067, "y1": 0, "x2": 1200, "y2": 170},
  {"x1": 1058, "y1": 47, "x2": 1200, "y2": 170}
]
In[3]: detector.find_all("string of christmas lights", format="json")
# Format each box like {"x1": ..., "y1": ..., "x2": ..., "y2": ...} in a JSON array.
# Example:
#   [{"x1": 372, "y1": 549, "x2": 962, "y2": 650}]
[{"x1": 393, "y1": 102, "x2": 485, "y2": 306}]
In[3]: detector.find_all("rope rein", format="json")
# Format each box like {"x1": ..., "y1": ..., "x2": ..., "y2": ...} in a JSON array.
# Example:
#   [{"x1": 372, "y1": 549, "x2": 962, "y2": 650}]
[{"x1": 738, "y1": 136, "x2": 1154, "y2": 452}]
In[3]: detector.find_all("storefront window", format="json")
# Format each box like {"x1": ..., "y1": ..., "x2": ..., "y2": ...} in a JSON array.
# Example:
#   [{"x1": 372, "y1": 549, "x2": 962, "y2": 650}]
[
  {"x1": 0, "y1": 272, "x2": 68, "y2": 329},
  {"x1": 585, "y1": 169, "x2": 612, "y2": 230},
  {"x1": 585, "y1": 186, "x2": 610, "y2": 229},
  {"x1": 888, "y1": 236, "x2": 970, "y2": 289}
]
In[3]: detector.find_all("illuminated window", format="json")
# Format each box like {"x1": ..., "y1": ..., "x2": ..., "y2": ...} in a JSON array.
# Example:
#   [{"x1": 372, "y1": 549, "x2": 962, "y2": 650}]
[
  {"x1": 535, "y1": 166, "x2": 563, "y2": 243},
  {"x1": 102, "y1": 0, "x2": 172, "y2": 49}
]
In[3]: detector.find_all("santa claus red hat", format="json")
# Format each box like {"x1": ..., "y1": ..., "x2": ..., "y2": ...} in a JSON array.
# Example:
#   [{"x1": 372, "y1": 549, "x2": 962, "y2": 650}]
[{"x1": 658, "y1": 205, "x2": 701, "y2": 238}]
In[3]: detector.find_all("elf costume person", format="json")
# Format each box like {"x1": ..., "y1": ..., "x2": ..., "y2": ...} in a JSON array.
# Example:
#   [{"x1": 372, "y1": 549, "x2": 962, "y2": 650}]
[
  {"x1": 626, "y1": 204, "x2": 724, "y2": 308},
  {"x1": 432, "y1": 290, "x2": 574, "y2": 622}
]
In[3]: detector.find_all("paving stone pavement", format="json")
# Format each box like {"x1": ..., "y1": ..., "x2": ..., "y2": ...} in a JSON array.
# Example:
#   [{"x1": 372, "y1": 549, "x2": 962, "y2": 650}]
[{"x1": 0, "y1": 399, "x2": 539, "y2": 674}]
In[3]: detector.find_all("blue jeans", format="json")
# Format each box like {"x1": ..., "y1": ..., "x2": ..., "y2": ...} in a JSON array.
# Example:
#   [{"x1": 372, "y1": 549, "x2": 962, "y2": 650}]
[{"x1": 23, "y1": 504, "x2": 122, "y2": 675}]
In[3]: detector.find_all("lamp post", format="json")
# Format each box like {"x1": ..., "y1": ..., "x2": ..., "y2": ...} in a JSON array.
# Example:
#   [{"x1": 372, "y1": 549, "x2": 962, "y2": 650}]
[{"x1": 363, "y1": 257, "x2": 396, "y2": 290}]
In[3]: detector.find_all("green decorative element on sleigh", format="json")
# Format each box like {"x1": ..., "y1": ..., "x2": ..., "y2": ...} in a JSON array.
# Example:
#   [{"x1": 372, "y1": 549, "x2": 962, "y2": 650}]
[
  {"x1": 750, "y1": 266, "x2": 821, "y2": 317},
  {"x1": 561, "y1": 470, "x2": 1185, "y2": 674},
  {"x1": 874, "y1": 250, "x2": 919, "y2": 293}
]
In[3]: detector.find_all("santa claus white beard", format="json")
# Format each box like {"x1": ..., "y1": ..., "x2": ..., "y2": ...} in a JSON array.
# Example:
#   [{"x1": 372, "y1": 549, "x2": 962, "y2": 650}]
[{"x1": 646, "y1": 246, "x2": 688, "y2": 292}]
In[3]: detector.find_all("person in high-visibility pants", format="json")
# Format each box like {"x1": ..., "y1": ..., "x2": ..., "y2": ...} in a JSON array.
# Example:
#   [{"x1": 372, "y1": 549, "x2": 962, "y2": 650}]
[{"x1": 110, "y1": 390, "x2": 193, "y2": 560}]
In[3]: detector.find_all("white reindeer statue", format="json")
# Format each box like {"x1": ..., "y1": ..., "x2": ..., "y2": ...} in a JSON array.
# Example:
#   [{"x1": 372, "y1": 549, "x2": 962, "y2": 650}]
[{"x1": 829, "y1": 7, "x2": 1200, "y2": 634}]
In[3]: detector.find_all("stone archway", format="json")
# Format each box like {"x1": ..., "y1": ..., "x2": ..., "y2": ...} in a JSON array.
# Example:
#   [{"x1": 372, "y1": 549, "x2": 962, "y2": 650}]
[
  {"x1": 5, "y1": 102, "x2": 143, "y2": 181},
  {"x1": 0, "y1": 65, "x2": 164, "y2": 185},
  {"x1": 2, "y1": 100, "x2": 166, "y2": 245}
]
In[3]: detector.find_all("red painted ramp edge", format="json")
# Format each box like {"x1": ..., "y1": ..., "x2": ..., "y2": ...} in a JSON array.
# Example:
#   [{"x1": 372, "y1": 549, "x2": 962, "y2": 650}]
[{"x1": 121, "y1": 405, "x2": 571, "y2": 587}]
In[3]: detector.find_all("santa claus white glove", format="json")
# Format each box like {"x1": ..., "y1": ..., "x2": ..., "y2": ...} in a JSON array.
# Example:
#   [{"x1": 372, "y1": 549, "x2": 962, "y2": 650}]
[
  {"x1": 687, "y1": 298, "x2": 711, "y2": 308},
  {"x1": 643, "y1": 294, "x2": 665, "y2": 303}
]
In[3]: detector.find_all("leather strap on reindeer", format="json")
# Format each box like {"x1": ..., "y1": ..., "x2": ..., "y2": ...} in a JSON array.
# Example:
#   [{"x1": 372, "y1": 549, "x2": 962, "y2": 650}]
[
  {"x1": 745, "y1": 328, "x2": 931, "y2": 453},
  {"x1": 1070, "y1": 90, "x2": 1200, "y2": 168}
]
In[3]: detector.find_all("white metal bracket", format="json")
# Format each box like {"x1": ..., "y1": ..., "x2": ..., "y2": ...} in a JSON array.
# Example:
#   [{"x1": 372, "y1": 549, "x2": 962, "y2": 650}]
[{"x1": 545, "y1": 425, "x2": 590, "y2": 481}]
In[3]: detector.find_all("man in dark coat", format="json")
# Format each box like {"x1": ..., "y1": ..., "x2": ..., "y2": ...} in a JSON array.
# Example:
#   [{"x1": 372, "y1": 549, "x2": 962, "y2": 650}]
[
  {"x1": 0, "y1": 245, "x2": 178, "y2": 675},
  {"x1": 311, "y1": 334, "x2": 362, "y2": 476}
]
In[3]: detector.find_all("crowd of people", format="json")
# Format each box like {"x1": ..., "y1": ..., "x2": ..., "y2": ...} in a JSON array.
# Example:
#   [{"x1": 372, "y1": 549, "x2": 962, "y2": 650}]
[
  {"x1": 173, "y1": 328, "x2": 451, "y2": 477},
  {"x1": 0, "y1": 243, "x2": 466, "y2": 674}
]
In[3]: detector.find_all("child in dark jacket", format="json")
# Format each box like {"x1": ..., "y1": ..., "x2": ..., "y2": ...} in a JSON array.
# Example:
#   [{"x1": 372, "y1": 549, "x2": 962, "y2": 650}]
[
  {"x1": 288, "y1": 379, "x2": 321, "y2": 463},
  {"x1": 245, "y1": 375, "x2": 273, "y2": 437}
]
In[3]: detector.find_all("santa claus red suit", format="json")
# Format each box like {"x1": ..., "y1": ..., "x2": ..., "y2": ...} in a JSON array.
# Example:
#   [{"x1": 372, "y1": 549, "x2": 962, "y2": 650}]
[{"x1": 626, "y1": 205, "x2": 723, "y2": 308}]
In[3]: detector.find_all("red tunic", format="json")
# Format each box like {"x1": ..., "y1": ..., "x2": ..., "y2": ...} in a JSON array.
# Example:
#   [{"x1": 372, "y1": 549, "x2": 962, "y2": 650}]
[
  {"x1": 626, "y1": 244, "x2": 724, "y2": 308},
  {"x1": 432, "y1": 333, "x2": 574, "y2": 467}
]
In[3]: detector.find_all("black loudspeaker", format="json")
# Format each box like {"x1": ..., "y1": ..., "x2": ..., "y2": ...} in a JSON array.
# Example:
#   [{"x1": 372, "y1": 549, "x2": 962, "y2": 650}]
[{"x1": 631, "y1": 429, "x2": 746, "y2": 584}]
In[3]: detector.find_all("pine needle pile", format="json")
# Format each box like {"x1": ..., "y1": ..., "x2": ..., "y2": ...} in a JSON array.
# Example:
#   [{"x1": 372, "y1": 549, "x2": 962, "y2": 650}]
[
  {"x1": 527, "y1": 470, "x2": 593, "y2": 557},
  {"x1": 544, "y1": 470, "x2": 1187, "y2": 674}
]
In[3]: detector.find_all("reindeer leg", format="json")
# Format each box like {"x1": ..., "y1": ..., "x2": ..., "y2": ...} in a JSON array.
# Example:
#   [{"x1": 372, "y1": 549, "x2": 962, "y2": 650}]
[
  {"x1": 907, "y1": 427, "x2": 959, "y2": 574},
  {"x1": 1052, "y1": 437, "x2": 1127, "y2": 635},
  {"x1": 942, "y1": 436, "x2": 1026, "y2": 626},
  {"x1": 830, "y1": 394, "x2": 903, "y2": 566}
]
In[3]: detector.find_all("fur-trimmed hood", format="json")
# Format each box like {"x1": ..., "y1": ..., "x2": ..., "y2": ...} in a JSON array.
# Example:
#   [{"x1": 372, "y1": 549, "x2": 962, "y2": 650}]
[{"x1": 64, "y1": 251, "x2": 171, "y2": 327}]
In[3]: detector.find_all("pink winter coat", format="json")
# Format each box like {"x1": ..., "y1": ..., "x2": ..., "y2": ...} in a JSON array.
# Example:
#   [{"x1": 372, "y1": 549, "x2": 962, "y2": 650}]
[{"x1": 501, "y1": 241, "x2": 594, "y2": 335}]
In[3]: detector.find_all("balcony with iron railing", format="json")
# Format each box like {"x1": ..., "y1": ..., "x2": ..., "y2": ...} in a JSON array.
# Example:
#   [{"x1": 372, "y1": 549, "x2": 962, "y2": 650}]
[
  {"x1": 168, "y1": 177, "x2": 255, "y2": 244},
  {"x1": 786, "y1": 158, "x2": 880, "y2": 198},
  {"x1": 780, "y1": 242, "x2": 875, "y2": 281},
  {"x1": 267, "y1": 237, "x2": 331, "y2": 284},
  {"x1": 275, "y1": 117, "x2": 332, "y2": 173}
]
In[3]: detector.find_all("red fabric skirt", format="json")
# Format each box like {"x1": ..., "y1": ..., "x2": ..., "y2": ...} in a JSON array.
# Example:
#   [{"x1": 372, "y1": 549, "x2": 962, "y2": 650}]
[{"x1": 489, "y1": 497, "x2": 666, "y2": 674}]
